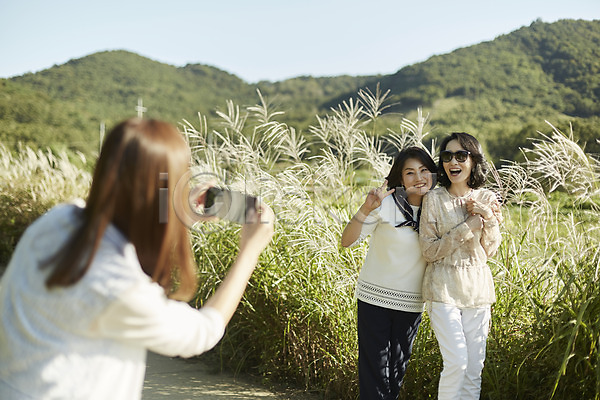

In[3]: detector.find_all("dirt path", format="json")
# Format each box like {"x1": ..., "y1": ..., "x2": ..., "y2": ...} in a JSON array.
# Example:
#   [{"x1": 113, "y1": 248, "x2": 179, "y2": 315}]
[{"x1": 142, "y1": 352, "x2": 322, "y2": 400}]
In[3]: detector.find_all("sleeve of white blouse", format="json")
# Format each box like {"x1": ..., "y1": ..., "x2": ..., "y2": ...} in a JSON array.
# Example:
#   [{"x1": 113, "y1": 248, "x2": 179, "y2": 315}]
[
  {"x1": 92, "y1": 281, "x2": 226, "y2": 358},
  {"x1": 347, "y1": 208, "x2": 381, "y2": 248},
  {"x1": 480, "y1": 191, "x2": 502, "y2": 257},
  {"x1": 419, "y1": 192, "x2": 475, "y2": 263}
]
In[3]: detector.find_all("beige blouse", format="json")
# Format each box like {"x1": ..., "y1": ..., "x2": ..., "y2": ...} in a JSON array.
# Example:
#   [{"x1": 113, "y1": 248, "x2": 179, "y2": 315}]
[{"x1": 419, "y1": 187, "x2": 502, "y2": 307}]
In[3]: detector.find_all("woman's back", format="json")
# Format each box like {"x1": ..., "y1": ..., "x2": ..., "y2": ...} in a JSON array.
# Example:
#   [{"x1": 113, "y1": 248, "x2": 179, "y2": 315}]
[{"x1": 0, "y1": 203, "x2": 149, "y2": 399}]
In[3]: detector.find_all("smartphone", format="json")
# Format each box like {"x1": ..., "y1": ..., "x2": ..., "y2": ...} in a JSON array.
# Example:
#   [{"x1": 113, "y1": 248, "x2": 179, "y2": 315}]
[{"x1": 203, "y1": 187, "x2": 258, "y2": 224}]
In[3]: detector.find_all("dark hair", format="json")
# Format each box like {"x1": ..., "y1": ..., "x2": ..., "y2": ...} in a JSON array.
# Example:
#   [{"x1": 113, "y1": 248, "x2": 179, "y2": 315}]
[
  {"x1": 45, "y1": 118, "x2": 197, "y2": 301},
  {"x1": 437, "y1": 132, "x2": 488, "y2": 189},
  {"x1": 386, "y1": 146, "x2": 436, "y2": 190}
]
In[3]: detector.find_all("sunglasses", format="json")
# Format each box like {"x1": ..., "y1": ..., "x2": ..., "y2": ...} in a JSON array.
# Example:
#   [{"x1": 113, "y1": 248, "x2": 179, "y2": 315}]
[{"x1": 440, "y1": 150, "x2": 470, "y2": 163}]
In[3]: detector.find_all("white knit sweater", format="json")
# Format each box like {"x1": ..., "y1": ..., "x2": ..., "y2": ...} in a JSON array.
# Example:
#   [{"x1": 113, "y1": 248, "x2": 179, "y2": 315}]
[
  {"x1": 0, "y1": 202, "x2": 225, "y2": 400},
  {"x1": 350, "y1": 195, "x2": 426, "y2": 313}
]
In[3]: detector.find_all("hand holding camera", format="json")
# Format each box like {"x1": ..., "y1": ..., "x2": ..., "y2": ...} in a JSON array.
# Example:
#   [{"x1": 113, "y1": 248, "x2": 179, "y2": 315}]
[
  {"x1": 193, "y1": 187, "x2": 258, "y2": 224},
  {"x1": 194, "y1": 186, "x2": 275, "y2": 263}
]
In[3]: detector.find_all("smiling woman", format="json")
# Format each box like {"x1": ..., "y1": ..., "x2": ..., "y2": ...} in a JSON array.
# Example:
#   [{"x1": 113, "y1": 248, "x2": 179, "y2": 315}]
[
  {"x1": 419, "y1": 132, "x2": 502, "y2": 400},
  {"x1": 340, "y1": 146, "x2": 437, "y2": 399},
  {"x1": 438, "y1": 133, "x2": 488, "y2": 193}
]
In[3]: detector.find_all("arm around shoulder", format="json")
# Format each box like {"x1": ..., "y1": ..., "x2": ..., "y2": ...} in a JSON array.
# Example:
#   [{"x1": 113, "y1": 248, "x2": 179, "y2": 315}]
[{"x1": 480, "y1": 191, "x2": 502, "y2": 257}]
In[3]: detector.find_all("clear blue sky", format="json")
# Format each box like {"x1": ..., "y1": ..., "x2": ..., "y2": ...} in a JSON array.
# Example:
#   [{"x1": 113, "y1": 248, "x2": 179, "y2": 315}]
[{"x1": 1, "y1": 0, "x2": 598, "y2": 83}]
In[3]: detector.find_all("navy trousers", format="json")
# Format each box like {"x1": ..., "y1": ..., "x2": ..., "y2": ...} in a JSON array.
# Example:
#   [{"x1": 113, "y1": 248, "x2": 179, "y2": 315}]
[{"x1": 358, "y1": 300, "x2": 422, "y2": 400}]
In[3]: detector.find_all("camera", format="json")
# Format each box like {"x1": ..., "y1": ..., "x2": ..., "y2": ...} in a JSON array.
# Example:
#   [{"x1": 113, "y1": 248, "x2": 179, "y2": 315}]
[{"x1": 202, "y1": 187, "x2": 258, "y2": 224}]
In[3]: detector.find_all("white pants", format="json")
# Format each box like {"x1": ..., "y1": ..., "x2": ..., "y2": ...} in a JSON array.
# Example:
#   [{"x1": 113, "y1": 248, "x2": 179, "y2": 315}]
[{"x1": 428, "y1": 302, "x2": 491, "y2": 400}]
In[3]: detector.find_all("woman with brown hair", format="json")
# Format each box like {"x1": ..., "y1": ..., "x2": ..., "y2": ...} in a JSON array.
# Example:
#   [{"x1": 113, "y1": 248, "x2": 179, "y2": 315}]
[{"x1": 0, "y1": 118, "x2": 274, "y2": 399}]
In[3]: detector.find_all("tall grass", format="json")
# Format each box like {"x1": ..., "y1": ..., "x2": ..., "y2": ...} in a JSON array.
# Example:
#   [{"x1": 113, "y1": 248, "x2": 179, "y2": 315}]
[
  {"x1": 183, "y1": 91, "x2": 600, "y2": 399},
  {"x1": 0, "y1": 144, "x2": 91, "y2": 269},
  {"x1": 483, "y1": 123, "x2": 600, "y2": 399},
  {"x1": 1, "y1": 89, "x2": 598, "y2": 399}
]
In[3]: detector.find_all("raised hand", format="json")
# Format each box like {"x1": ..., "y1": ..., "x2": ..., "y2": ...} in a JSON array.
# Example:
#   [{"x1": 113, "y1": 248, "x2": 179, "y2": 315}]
[
  {"x1": 341, "y1": 180, "x2": 395, "y2": 247},
  {"x1": 239, "y1": 203, "x2": 275, "y2": 254},
  {"x1": 363, "y1": 179, "x2": 395, "y2": 213}
]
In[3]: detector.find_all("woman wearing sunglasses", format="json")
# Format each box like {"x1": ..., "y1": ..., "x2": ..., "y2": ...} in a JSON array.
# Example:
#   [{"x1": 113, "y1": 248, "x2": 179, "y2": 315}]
[{"x1": 418, "y1": 132, "x2": 502, "y2": 400}]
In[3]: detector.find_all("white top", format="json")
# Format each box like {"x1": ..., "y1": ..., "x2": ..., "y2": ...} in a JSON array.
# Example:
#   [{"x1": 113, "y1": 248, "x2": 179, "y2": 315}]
[
  {"x1": 419, "y1": 187, "x2": 502, "y2": 307},
  {"x1": 350, "y1": 195, "x2": 426, "y2": 313},
  {"x1": 0, "y1": 202, "x2": 226, "y2": 400}
]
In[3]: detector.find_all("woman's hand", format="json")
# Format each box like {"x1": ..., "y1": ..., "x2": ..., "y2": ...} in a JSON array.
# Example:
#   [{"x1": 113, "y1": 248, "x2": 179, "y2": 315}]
[
  {"x1": 362, "y1": 179, "x2": 395, "y2": 213},
  {"x1": 466, "y1": 214, "x2": 484, "y2": 232},
  {"x1": 466, "y1": 198, "x2": 493, "y2": 220},
  {"x1": 341, "y1": 180, "x2": 393, "y2": 248},
  {"x1": 239, "y1": 203, "x2": 275, "y2": 255}
]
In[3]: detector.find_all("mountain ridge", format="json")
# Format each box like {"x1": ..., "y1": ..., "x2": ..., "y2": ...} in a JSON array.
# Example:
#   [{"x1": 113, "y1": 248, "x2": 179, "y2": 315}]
[{"x1": 1, "y1": 18, "x2": 598, "y2": 162}]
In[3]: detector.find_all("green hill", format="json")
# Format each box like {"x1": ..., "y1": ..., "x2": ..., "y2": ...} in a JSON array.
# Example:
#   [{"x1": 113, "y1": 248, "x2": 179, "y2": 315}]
[
  {"x1": 372, "y1": 18, "x2": 600, "y2": 161},
  {"x1": 0, "y1": 18, "x2": 598, "y2": 162},
  {"x1": 0, "y1": 50, "x2": 374, "y2": 155},
  {"x1": 1, "y1": 51, "x2": 258, "y2": 153}
]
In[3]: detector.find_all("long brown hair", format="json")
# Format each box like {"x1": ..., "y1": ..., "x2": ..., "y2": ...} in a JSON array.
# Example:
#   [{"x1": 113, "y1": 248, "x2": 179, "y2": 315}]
[{"x1": 45, "y1": 118, "x2": 197, "y2": 301}]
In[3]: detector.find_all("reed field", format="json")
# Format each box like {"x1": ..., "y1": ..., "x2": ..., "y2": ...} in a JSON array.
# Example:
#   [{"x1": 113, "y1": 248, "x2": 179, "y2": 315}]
[
  {"x1": 0, "y1": 144, "x2": 91, "y2": 270},
  {"x1": 1, "y1": 89, "x2": 599, "y2": 399}
]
